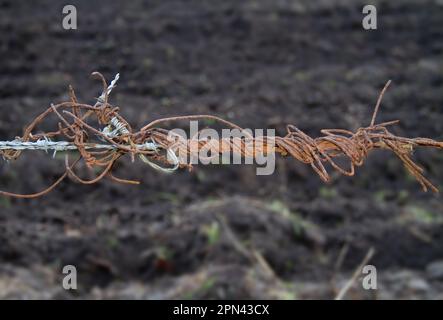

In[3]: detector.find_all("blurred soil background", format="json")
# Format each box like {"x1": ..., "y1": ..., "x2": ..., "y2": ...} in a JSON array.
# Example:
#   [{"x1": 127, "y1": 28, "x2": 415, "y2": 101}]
[{"x1": 0, "y1": 0, "x2": 443, "y2": 299}]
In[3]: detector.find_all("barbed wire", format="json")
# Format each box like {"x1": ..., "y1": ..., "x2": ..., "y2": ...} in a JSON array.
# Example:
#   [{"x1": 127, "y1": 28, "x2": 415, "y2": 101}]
[{"x1": 0, "y1": 72, "x2": 442, "y2": 198}]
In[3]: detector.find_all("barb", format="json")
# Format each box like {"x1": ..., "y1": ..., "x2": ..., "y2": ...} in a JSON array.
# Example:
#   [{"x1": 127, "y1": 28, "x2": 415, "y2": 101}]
[
  {"x1": 370, "y1": 80, "x2": 391, "y2": 126},
  {"x1": 97, "y1": 73, "x2": 120, "y2": 104},
  {"x1": 1, "y1": 73, "x2": 443, "y2": 198}
]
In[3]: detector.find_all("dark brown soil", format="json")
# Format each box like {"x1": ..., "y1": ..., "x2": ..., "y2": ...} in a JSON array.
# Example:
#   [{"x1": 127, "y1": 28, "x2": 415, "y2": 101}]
[{"x1": 1, "y1": 0, "x2": 443, "y2": 299}]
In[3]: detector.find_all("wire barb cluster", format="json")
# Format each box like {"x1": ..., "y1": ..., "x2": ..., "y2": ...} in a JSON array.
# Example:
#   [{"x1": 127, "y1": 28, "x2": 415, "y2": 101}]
[{"x1": 1, "y1": 73, "x2": 442, "y2": 198}]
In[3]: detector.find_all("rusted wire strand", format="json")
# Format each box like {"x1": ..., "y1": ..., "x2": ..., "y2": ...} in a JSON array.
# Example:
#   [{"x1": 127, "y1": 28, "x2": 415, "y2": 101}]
[{"x1": 1, "y1": 72, "x2": 442, "y2": 198}]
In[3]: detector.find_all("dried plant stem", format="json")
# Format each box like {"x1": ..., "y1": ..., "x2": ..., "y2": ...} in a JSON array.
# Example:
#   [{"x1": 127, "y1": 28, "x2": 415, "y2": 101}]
[{"x1": 335, "y1": 247, "x2": 375, "y2": 300}]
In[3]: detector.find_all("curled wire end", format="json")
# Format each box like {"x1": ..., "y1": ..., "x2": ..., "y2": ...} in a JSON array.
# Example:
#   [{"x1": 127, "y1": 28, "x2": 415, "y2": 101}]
[{"x1": 139, "y1": 148, "x2": 179, "y2": 173}]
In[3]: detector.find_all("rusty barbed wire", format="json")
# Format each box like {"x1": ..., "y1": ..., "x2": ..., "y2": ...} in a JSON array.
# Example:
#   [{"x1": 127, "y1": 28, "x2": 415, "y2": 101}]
[{"x1": 1, "y1": 73, "x2": 443, "y2": 198}]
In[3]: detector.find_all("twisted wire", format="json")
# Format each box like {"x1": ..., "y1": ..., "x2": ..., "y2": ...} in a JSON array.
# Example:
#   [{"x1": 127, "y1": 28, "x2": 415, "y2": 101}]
[{"x1": 0, "y1": 73, "x2": 442, "y2": 198}]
